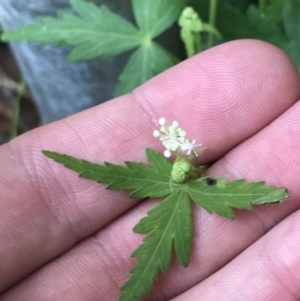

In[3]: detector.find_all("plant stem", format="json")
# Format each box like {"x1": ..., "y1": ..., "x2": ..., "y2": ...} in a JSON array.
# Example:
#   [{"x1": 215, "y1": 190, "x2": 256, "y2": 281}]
[
  {"x1": 208, "y1": 0, "x2": 218, "y2": 49},
  {"x1": 10, "y1": 79, "x2": 26, "y2": 140},
  {"x1": 259, "y1": 0, "x2": 267, "y2": 13},
  {"x1": 194, "y1": 32, "x2": 202, "y2": 55}
]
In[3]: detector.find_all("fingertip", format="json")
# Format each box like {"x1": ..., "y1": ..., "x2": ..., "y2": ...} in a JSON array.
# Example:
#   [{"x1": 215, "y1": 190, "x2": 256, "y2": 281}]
[{"x1": 133, "y1": 39, "x2": 300, "y2": 160}]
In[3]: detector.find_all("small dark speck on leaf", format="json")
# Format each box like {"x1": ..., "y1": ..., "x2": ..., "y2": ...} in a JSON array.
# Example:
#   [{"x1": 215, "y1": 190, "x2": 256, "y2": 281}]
[{"x1": 206, "y1": 177, "x2": 216, "y2": 186}]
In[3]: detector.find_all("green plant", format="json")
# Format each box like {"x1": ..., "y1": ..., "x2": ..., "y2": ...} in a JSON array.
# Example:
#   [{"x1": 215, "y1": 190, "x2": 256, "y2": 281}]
[
  {"x1": 191, "y1": 0, "x2": 300, "y2": 70},
  {"x1": 42, "y1": 118, "x2": 289, "y2": 301},
  {"x1": 179, "y1": 7, "x2": 220, "y2": 57},
  {"x1": 1, "y1": 0, "x2": 187, "y2": 96},
  {"x1": 2, "y1": 0, "x2": 300, "y2": 97}
]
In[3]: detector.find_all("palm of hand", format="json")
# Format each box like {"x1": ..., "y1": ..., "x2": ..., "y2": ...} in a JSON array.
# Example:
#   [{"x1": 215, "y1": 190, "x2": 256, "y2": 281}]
[{"x1": 1, "y1": 40, "x2": 300, "y2": 301}]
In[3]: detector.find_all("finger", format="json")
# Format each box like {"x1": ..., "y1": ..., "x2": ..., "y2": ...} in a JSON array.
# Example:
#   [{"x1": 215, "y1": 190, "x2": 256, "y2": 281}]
[
  {"x1": 172, "y1": 210, "x2": 300, "y2": 301},
  {"x1": 3, "y1": 79, "x2": 300, "y2": 300},
  {"x1": 0, "y1": 39, "x2": 299, "y2": 292}
]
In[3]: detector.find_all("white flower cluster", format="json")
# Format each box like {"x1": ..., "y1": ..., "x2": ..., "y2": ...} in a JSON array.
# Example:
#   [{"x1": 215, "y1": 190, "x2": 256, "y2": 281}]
[{"x1": 153, "y1": 118, "x2": 201, "y2": 158}]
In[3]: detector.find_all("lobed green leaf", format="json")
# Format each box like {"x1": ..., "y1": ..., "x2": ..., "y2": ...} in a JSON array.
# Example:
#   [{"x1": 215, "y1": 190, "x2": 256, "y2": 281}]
[
  {"x1": 2, "y1": 0, "x2": 143, "y2": 61},
  {"x1": 131, "y1": 0, "x2": 188, "y2": 38},
  {"x1": 145, "y1": 148, "x2": 173, "y2": 176},
  {"x1": 116, "y1": 42, "x2": 177, "y2": 96},
  {"x1": 42, "y1": 147, "x2": 290, "y2": 301},
  {"x1": 187, "y1": 177, "x2": 289, "y2": 219},
  {"x1": 42, "y1": 148, "x2": 176, "y2": 199},
  {"x1": 120, "y1": 190, "x2": 193, "y2": 301}
]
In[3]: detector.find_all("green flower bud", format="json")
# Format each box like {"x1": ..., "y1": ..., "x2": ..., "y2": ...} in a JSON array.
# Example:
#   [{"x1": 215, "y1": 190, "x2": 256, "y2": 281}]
[{"x1": 171, "y1": 157, "x2": 192, "y2": 183}]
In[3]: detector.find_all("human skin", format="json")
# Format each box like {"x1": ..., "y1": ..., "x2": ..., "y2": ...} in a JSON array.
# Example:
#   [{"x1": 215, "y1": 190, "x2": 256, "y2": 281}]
[{"x1": 1, "y1": 39, "x2": 300, "y2": 301}]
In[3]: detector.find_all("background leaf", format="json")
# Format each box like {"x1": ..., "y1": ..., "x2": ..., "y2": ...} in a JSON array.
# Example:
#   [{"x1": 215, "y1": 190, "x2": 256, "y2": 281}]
[
  {"x1": 246, "y1": 6, "x2": 287, "y2": 46},
  {"x1": 1, "y1": 0, "x2": 142, "y2": 61},
  {"x1": 265, "y1": 0, "x2": 290, "y2": 24},
  {"x1": 214, "y1": 1, "x2": 300, "y2": 69},
  {"x1": 131, "y1": 0, "x2": 188, "y2": 38},
  {"x1": 215, "y1": 4, "x2": 287, "y2": 46},
  {"x1": 187, "y1": 177, "x2": 289, "y2": 219},
  {"x1": 283, "y1": 0, "x2": 300, "y2": 69},
  {"x1": 120, "y1": 190, "x2": 193, "y2": 301},
  {"x1": 189, "y1": 0, "x2": 252, "y2": 22},
  {"x1": 222, "y1": 0, "x2": 253, "y2": 12},
  {"x1": 116, "y1": 42, "x2": 177, "y2": 96},
  {"x1": 42, "y1": 149, "x2": 177, "y2": 198}
]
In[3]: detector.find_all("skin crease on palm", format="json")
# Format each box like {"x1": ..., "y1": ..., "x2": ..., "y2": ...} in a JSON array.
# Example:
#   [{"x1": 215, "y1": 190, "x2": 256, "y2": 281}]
[{"x1": 1, "y1": 39, "x2": 300, "y2": 301}]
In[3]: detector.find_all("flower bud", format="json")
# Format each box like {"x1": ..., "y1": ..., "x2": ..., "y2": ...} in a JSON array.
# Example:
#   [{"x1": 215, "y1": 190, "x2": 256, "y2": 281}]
[{"x1": 171, "y1": 157, "x2": 192, "y2": 183}]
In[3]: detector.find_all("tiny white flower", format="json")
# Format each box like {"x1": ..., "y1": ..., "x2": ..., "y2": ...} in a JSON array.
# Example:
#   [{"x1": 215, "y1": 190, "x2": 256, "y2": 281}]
[
  {"x1": 180, "y1": 139, "x2": 201, "y2": 156},
  {"x1": 153, "y1": 130, "x2": 160, "y2": 137},
  {"x1": 179, "y1": 130, "x2": 186, "y2": 137},
  {"x1": 159, "y1": 118, "x2": 166, "y2": 126},
  {"x1": 164, "y1": 149, "x2": 171, "y2": 157},
  {"x1": 160, "y1": 126, "x2": 167, "y2": 133},
  {"x1": 154, "y1": 118, "x2": 202, "y2": 158}
]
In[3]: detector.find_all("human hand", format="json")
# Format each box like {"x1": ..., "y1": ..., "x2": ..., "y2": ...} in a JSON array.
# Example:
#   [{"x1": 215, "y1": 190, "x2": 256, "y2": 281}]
[{"x1": 1, "y1": 40, "x2": 300, "y2": 301}]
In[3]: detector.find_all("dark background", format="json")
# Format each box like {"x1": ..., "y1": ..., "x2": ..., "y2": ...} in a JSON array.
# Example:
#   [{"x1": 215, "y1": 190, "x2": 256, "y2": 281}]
[{"x1": 0, "y1": 42, "x2": 39, "y2": 144}]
